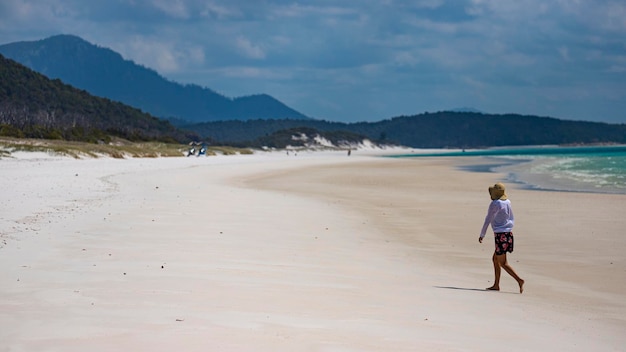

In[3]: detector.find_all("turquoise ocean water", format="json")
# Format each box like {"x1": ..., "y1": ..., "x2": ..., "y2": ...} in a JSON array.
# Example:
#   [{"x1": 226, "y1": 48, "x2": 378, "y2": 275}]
[{"x1": 390, "y1": 145, "x2": 626, "y2": 194}]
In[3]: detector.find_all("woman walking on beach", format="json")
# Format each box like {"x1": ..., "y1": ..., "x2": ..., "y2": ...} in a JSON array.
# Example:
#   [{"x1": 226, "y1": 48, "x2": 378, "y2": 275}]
[{"x1": 479, "y1": 183, "x2": 525, "y2": 293}]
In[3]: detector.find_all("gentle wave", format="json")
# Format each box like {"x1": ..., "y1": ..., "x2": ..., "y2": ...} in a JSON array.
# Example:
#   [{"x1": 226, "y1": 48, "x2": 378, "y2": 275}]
[{"x1": 392, "y1": 145, "x2": 626, "y2": 194}]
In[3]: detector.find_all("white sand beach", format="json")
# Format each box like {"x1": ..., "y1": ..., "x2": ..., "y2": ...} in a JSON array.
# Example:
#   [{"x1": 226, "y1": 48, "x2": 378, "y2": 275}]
[{"x1": 1, "y1": 151, "x2": 625, "y2": 351}]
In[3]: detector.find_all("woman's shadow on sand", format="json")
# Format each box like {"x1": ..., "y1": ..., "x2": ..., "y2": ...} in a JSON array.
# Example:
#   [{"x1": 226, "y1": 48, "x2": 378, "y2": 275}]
[
  {"x1": 434, "y1": 286, "x2": 486, "y2": 292},
  {"x1": 434, "y1": 286, "x2": 518, "y2": 294}
]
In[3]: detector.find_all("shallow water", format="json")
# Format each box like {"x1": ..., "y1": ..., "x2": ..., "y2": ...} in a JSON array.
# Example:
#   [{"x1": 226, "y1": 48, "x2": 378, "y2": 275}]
[{"x1": 392, "y1": 145, "x2": 626, "y2": 194}]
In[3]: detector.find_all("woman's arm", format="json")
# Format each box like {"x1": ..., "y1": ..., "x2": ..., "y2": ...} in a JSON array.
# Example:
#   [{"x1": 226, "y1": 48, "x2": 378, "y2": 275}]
[{"x1": 479, "y1": 201, "x2": 497, "y2": 240}]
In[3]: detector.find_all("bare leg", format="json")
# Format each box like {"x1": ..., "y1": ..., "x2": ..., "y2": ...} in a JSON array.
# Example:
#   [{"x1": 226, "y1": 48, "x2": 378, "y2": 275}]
[
  {"x1": 495, "y1": 253, "x2": 525, "y2": 293},
  {"x1": 486, "y1": 252, "x2": 501, "y2": 291}
]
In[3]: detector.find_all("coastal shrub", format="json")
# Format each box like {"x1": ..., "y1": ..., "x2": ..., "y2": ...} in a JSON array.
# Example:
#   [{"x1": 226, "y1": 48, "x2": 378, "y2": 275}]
[{"x1": 0, "y1": 124, "x2": 24, "y2": 138}]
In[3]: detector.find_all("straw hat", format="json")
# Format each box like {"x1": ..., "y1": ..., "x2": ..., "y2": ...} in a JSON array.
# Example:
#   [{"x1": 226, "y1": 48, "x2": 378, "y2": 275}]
[{"x1": 489, "y1": 183, "x2": 508, "y2": 200}]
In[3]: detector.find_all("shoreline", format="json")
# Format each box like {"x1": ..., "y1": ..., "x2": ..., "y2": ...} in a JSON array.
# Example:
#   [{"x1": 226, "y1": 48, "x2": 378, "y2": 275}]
[
  {"x1": 389, "y1": 144, "x2": 626, "y2": 195},
  {"x1": 458, "y1": 156, "x2": 626, "y2": 195},
  {"x1": 1, "y1": 152, "x2": 625, "y2": 351}
]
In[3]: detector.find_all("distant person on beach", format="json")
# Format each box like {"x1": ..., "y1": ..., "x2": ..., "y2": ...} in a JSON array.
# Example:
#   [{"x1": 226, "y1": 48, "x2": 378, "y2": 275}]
[{"x1": 479, "y1": 183, "x2": 525, "y2": 293}]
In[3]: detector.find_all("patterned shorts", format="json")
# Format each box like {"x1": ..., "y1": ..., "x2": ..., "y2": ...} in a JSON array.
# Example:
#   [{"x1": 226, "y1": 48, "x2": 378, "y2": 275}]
[{"x1": 494, "y1": 232, "x2": 514, "y2": 255}]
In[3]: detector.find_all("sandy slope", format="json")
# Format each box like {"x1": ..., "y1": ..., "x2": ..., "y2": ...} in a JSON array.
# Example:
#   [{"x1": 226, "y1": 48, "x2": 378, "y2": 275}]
[{"x1": 1, "y1": 151, "x2": 624, "y2": 351}]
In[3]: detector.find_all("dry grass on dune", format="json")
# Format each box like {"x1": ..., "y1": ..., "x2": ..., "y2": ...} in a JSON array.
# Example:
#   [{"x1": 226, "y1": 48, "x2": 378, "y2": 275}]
[{"x1": 0, "y1": 137, "x2": 252, "y2": 159}]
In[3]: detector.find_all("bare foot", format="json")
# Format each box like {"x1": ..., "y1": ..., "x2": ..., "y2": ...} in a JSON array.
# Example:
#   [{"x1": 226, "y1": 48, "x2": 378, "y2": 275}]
[
  {"x1": 486, "y1": 286, "x2": 499, "y2": 291},
  {"x1": 519, "y1": 279, "x2": 525, "y2": 294}
]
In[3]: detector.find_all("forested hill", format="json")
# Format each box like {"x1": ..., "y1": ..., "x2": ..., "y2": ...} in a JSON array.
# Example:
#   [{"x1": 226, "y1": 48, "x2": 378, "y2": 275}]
[
  {"x1": 187, "y1": 113, "x2": 626, "y2": 148},
  {"x1": 353, "y1": 112, "x2": 626, "y2": 148},
  {"x1": 0, "y1": 34, "x2": 310, "y2": 123},
  {"x1": 0, "y1": 54, "x2": 194, "y2": 143}
]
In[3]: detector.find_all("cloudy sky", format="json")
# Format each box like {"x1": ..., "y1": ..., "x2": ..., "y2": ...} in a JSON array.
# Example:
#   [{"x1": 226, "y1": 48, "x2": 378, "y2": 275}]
[{"x1": 1, "y1": 0, "x2": 625, "y2": 123}]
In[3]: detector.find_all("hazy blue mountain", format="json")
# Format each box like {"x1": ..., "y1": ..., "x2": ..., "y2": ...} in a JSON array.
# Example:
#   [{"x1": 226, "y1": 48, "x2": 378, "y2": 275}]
[{"x1": 0, "y1": 35, "x2": 310, "y2": 123}]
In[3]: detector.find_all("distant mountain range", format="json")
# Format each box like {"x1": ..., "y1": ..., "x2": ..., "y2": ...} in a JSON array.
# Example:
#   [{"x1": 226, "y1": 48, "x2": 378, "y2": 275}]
[
  {"x1": 0, "y1": 35, "x2": 309, "y2": 123},
  {"x1": 2, "y1": 35, "x2": 625, "y2": 149}
]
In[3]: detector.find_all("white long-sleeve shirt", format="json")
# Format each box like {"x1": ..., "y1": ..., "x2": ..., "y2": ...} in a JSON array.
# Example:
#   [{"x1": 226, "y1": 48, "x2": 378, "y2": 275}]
[{"x1": 480, "y1": 199, "x2": 514, "y2": 238}]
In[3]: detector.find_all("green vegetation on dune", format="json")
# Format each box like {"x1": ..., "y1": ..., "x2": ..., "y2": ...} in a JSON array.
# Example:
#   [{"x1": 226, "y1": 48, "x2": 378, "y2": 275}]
[{"x1": 0, "y1": 137, "x2": 252, "y2": 159}]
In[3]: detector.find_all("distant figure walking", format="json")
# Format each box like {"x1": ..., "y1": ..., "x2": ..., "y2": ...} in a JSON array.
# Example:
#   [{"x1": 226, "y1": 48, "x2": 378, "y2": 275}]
[{"x1": 478, "y1": 183, "x2": 524, "y2": 293}]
